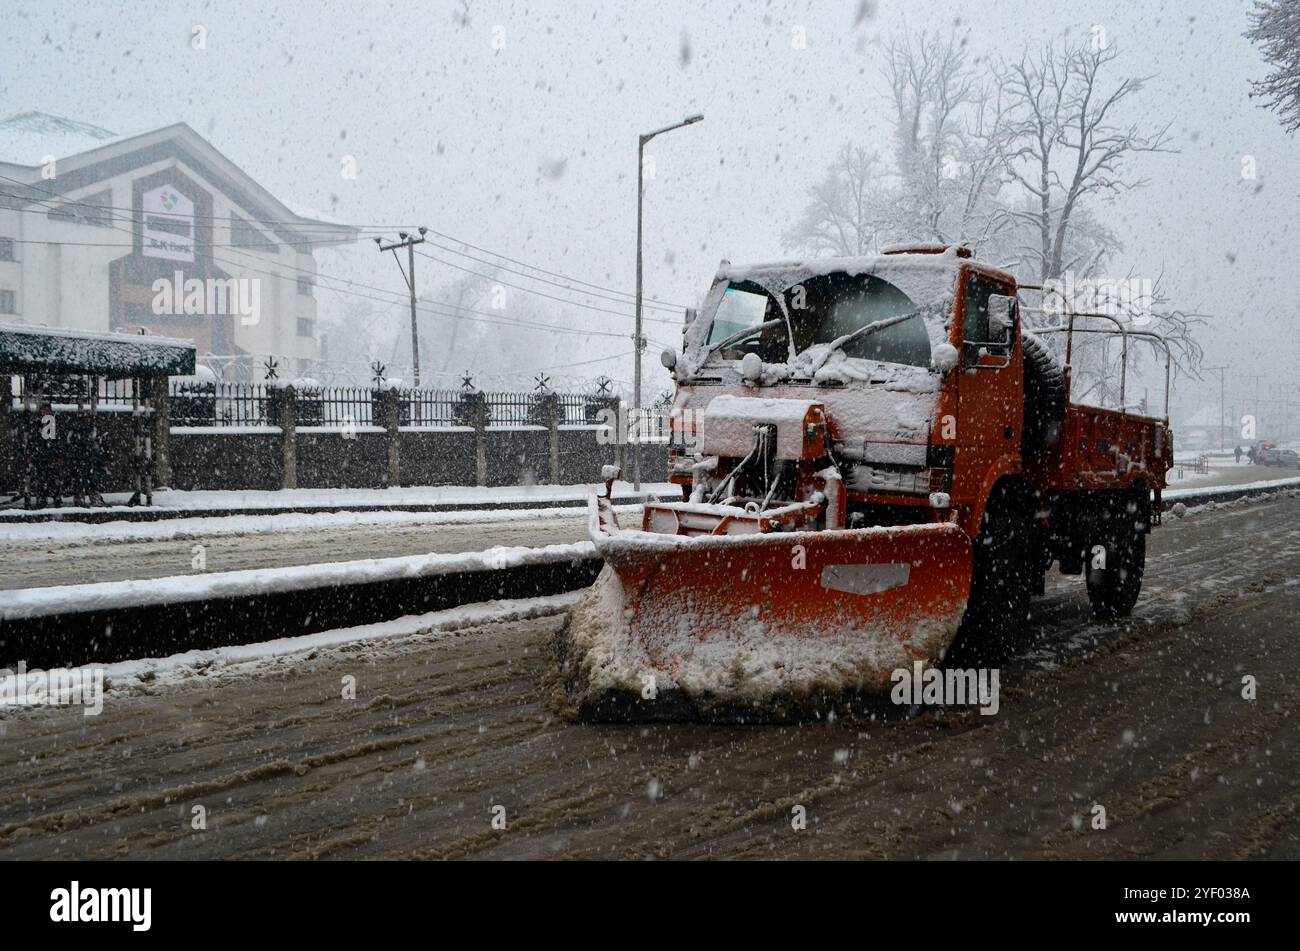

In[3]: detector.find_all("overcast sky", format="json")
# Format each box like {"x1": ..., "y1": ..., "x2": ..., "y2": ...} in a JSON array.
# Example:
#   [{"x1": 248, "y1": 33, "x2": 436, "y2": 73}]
[{"x1": 3, "y1": 0, "x2": 1296, "y2": 421}]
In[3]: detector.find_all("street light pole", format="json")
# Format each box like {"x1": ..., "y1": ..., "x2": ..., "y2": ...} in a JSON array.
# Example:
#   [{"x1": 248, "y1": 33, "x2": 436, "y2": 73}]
[
  {"x1": 633, "y1": 113, "x2": 702, "y2": 492},
  {"x1": 377, "y1": 228, "x2": 428, "y2": 387}
]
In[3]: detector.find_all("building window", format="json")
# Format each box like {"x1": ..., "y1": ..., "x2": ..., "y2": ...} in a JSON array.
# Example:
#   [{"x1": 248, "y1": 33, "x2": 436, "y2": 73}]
[
  {"x1": 296, "y1": 316, "x2": 314, "y2": 337},
  {"x1": 231, "y1": 214, "x2": 277, "y2": 252},
  {"x1": 297, "y1": 275, "x2": 314, "y2": 296},
  {"x1": 0, "y1": 238, "x2": 14, "y2": 262},
  {"x1": 0, "y1": 290, "x2": 16, "y2": 315},
  {"x1": 46, "y1": 188, "x2": 114, "y2": 228}
]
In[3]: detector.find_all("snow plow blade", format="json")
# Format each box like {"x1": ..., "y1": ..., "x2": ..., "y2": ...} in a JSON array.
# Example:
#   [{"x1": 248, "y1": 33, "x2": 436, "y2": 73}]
[{"x1": 550, "y1": 504, "x2": 972, "y2": 722}]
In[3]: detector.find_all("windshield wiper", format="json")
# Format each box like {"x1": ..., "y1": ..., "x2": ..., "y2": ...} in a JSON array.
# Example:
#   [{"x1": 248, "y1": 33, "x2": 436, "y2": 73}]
[
  {"x1": 703, "y1": 318, "x2": 786, "y2": 357},
  {"x1": 804, "y1": 310, "x2": 918, "y2": 374}
]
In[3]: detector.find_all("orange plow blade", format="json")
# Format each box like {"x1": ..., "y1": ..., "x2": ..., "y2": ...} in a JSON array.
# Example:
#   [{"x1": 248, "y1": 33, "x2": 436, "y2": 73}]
[{"x1": 552, "y1": 501, "x2": 973, "y2": 721}]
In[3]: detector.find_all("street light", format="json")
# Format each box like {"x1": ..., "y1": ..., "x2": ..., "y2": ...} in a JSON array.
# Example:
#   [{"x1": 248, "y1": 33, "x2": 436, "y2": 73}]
[{"x1": 634, "y1": 112, "x2": 702, "y2": 492}]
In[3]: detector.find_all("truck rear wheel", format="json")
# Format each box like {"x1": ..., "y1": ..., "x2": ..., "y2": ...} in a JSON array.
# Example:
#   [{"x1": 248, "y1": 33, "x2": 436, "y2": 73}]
[{"x1": 1085, "y1": 494, "x2": 1148, "y2": 620}]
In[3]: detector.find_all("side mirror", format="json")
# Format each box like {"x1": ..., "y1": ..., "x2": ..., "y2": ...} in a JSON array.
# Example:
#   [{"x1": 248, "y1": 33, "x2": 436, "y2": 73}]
[
  {"x1": 988, "y1": 294, "x2": 1016, "y2": 344},
  {"x1": 931, "y1": 342, "x2": 959, "y2": 374}
]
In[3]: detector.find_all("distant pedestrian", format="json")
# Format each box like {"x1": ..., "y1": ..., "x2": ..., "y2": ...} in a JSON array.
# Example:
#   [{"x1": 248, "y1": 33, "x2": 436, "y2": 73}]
[
  {"x1": 1248, "y1": 445, "x2": 1257, "y2": 465},
  {"x1": 1234, "y1": 445, "x2": 1243, "y2": 464}
]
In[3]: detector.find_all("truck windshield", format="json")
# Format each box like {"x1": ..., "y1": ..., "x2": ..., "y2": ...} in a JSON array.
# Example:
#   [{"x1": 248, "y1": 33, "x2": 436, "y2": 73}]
[{"x1": 704, "y1": 272, "x2": 931, "y2": 368}]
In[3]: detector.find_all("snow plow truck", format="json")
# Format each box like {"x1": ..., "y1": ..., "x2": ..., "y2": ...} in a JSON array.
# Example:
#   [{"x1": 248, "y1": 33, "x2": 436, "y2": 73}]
[{"x1": 552, "y1": 244, "x2": 1173, "y2": 720}]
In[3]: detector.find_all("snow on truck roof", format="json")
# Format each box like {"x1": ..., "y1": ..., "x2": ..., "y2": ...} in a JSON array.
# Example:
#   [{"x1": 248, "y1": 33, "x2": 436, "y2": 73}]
[{"x1": 714, "y1": 247, "x2": 975, "y2": 310}]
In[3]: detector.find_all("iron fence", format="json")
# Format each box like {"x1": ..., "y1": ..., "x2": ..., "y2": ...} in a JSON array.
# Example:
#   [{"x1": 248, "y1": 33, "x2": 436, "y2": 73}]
[
  {"x1": 170, "y1": 381, "x2": 271, "y2": 428},
  {"x1": 164, "y1": 381, "x2": 648, "y2": 431}
]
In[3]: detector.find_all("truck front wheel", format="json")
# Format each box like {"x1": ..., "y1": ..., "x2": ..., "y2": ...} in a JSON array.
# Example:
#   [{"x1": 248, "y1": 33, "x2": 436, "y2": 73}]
[
  {"x1": 952, "y1": 483, "x2": 1036, "y2": 662},
  {"x1": 1085, "y1": 495, "x2": 1148, "y2": 620}
]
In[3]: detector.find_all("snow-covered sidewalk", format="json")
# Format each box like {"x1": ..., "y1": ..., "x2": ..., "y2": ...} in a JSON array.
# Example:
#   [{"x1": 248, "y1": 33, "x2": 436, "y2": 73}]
[
  {"x1": 0, "y1": 503, "x2": 638, "y2": 546},
  {"x1": 1, "y1": 481, "x2": 679, "y2": 520}
]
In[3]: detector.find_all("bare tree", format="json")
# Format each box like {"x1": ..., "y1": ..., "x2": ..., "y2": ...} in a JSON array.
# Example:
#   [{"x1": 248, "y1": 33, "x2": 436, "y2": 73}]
[
  {"x1": 1246, "y1": 0, "x2": 1300, "y2": 133},
  {"x1": 883, "y1": 31, "x2": 1007, "y2": 246},
  {"x1": 994, "y1": 42, "x2": 1173, "y2": 283},
  {"x1": 431, "y1": 272, "x2": 492, "y2": 378},
  {"x1": 781, "y1": 144, "x2": 890, "y2": 256}
]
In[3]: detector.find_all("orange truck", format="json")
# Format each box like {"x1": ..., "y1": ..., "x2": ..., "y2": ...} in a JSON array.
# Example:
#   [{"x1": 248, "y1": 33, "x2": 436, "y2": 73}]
[{"x1": 558, "y1": 244, "x2": 1173, "y2": 718}]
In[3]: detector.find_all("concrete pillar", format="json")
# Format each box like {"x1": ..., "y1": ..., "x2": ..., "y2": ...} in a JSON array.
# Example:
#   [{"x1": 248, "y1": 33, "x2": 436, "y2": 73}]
[
  {"x1": 383, "y1": 389, "x2": 401, "y2": 487},
  {"x1": 0, "y1": 375, "x2": 12, "y2": 493},
  {"x1": 150, "y1": 376, "x2": 171, "y2": 488},
  {"x1": 547, "y1": 402, "x2": 561, "y2": 485},
  {"x1": 279, "y1": 385, "x2": 297, "y2": 490},
  {"x1": 470, "y1": 393, "x2": 488, "y2": 487}
]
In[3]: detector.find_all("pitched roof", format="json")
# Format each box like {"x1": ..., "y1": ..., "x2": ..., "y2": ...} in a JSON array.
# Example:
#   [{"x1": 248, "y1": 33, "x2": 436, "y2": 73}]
[
  {"x1": 0, "y1": 111, "x2": 122, "y2": 167},
  {"x1": 0, "y1": 112, "x2": 358, "y2": 247}
]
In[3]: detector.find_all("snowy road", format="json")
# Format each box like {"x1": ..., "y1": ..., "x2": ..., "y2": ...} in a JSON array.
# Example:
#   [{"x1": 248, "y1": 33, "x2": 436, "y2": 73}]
[
  {"x1": 0, "y1": 511, "x2": 593, "y2": 591},
  {"x1": 1, "y1": 464, "x2": 1292, "y2": 591},
  {"x1": 1, "y1": 492, "x2": 1297, "y2": 859}
]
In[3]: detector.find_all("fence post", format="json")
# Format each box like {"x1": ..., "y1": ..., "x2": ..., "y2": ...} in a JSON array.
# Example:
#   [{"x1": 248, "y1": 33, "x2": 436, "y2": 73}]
[
  {"x1": 150, "y1": 376, "x2": 171, "y2": 487},
  {"x1": 0, "y1": 375, "x2": 11, "y2": 492},
  {"x1": 547, "y1": 398, "x2": 562, "y2": 485},
  {"x1": 384, "y1": 388, "x2": 401, "y2": 487},
  {"x1": 279, "y1": 384, "x2": 297, "y2": 490},
  {"x1": 472, "y1": 394, "x2": 488, "y2": 487}
]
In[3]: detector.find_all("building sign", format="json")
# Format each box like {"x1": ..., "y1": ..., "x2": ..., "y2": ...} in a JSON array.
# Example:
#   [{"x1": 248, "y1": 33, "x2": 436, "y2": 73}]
[{"x1": 141, "y1": 185, "x2": 195, "y2": 262}]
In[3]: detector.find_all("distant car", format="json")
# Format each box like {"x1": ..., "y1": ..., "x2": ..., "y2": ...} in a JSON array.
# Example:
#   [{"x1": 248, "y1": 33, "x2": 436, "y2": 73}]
[
  {"x1": 1259, "y1": 446, "x2": 1280, "y2": 465},
  {"x1": 1274, "y1": 447, "x2": 1300, "y2": 469}
]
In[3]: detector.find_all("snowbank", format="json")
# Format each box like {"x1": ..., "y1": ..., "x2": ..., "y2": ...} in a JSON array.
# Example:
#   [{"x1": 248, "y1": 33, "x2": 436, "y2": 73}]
[{"x1": 0, "y1": 541, "x2": 596, "y2": 620}]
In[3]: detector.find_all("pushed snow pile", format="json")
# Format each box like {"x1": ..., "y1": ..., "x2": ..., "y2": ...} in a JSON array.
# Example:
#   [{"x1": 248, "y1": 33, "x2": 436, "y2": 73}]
[{"x1": 546, "y1": 554, "x2": 966, "y2": 723}]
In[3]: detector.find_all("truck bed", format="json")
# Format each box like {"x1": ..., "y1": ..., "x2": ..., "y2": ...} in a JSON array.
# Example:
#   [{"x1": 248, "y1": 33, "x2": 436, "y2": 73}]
[{"x1": 1035, "y1": 403, "x2": 1172, "y2": 494}]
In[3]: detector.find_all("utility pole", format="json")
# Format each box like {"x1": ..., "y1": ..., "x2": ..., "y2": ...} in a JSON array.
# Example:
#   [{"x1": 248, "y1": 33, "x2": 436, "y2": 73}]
[
  {"x1": 634, "y1": 113, "x2": 702, "y2": 491},
  {"x1": 376, "y1": 228, "x2": 427, "y2": 386},
  {"x1": 1204, "y1": 366, "x2": 1227, "y2": 450}
]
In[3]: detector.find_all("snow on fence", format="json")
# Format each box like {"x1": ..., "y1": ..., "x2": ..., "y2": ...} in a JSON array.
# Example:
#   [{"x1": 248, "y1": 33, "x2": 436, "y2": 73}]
[{"x1": 166, "y1": 381, "x2": 622, "y2": 430}]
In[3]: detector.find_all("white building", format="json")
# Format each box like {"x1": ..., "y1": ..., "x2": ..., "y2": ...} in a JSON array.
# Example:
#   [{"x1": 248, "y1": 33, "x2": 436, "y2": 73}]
[{"x1": 0, "y1": 112, "x2": 358, "y2": 380}]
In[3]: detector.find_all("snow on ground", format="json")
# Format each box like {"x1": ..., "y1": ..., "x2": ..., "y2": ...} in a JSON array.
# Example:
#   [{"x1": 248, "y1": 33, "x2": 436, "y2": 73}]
[
  {"x1": 1165, "y1": 458, "x2": 1298, "y2": 487},
  {"x1": 6, "y1": 481, "x2": 679, "y2": 516},
  {"x1": 1166, "y1": 474, "x2": 1300, "y2": 501},
  {"x1": 0, "y1": 504, "x2": 641, "y2": 546}
]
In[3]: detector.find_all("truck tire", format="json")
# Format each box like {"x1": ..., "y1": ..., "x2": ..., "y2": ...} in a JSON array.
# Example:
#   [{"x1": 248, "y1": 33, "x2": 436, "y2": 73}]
[
  {"x1": 951, "y1": 482, "x2": 1036, "y2": 662},
  {"x1": 1085, "y1": 492, "x2": 1148, "y2": 620},
  {"x1": 1021, "y1": 331, "x2": 1066, "y2": 457}
]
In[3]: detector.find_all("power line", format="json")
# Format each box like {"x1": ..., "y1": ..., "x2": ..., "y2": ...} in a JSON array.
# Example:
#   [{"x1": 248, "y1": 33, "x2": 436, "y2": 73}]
[
  {"x1": 3, "y1": 188, "x2": 647, "y2": 342},
  {"x1": 422, "y1": 235, "x2": 685, "y2": 313},
  {"x1": 420, "y1": 224, "x2": 691, "y2": 308},
  {"x1": 415, "y1": 247, "x2": 684, "y2": 327},
  {"x1": 2, "y1": 170, "x2": 691, "y2": 311},
  {"x1": 4, "y1": 171, "x2": 693, "y2": 315},
  {"x1": 0, "y1": 173, "x2": 407, "y2": 231},
  {"x1": 3, "y1": 185, "x2": 690, "y2": 329}
]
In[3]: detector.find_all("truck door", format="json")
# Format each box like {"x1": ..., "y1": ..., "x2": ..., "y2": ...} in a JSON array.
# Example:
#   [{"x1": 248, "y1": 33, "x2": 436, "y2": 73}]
[{"x1": 951, "y1": 269, "x2": 1024, "y2": 508}]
